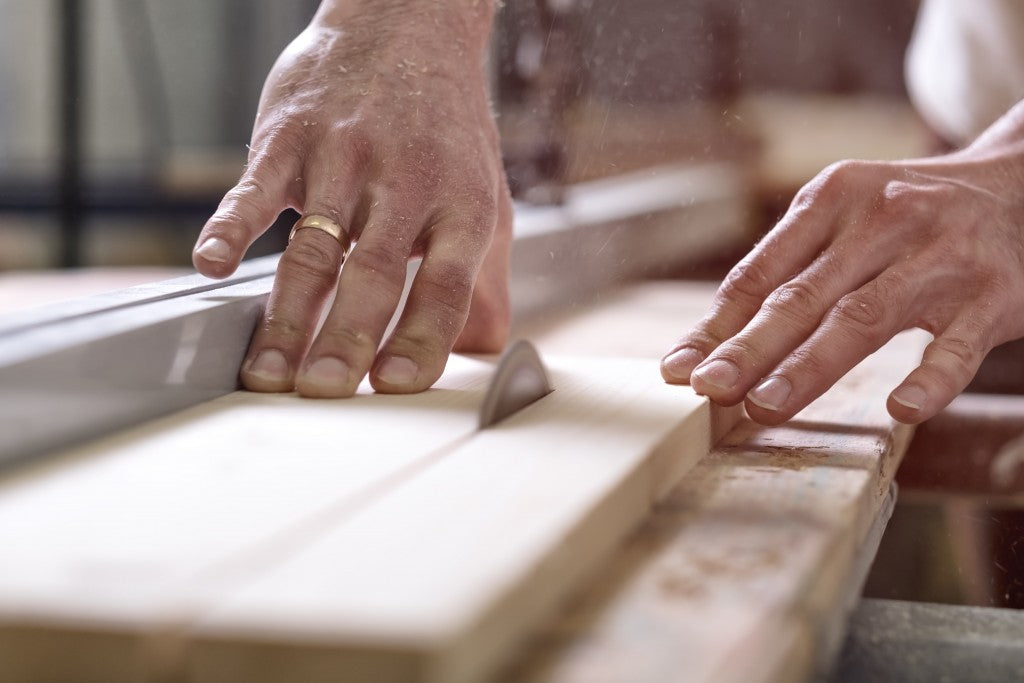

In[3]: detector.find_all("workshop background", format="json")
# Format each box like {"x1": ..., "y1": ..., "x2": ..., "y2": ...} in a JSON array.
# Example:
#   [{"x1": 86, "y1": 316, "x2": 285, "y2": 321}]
[
  {"x1": 1, "y1": 0, "x2": 1022, "y2": 613},
  {"x1": 0, "y1": 0, "x2": 921, "y2": 270}
]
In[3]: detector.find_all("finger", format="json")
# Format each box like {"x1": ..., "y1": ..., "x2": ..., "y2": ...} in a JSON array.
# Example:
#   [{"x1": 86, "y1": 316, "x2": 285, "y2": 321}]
[
  {"x1": 661, "y1": 171, "x2": 845, "y2": 383},
  {"x1": 453, "y1": 184, "x2": 511, "y2": 353},
  {"x1": 688, "y1": 242, "x2": 882, "y2": 405},
  {"x1": 193, "y1": 148, "x2": 298, "y2": 279},
  {"x1": 239, "y1": 157, "x2": 361, "y2": 391},
  {"x1": 887, "y1": 314, "x2": 993, "y2": 424},
  {"x1": 742, "y1": 270, "x2": 916, "y2": 425},
  {"x1": 370, "y1": 205, "x2": 494, "y2": 393},
  {"x1": 240, "y1": 230, "x2": 347, "y2": 393},
  {"x1": 295, "y1": 201, "x2": 418, "y2": 398}
]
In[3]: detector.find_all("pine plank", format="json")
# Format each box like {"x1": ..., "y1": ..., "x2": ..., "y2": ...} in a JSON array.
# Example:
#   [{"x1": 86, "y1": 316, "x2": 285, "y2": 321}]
[
  {"x1": 505, "y1": 327, "x2": 928, "y2": 683},
  {"x1": 0, "y1": 277, "x2": 925, "y2": 683},
  {"x1": 184, "y1": 357, "x2": 737, "y2": 683},
  {"x1": 0, "y1": 355, "x2": 495, "y2": 682},
  {"x1": 0, "y1": 278, "x2": 736, "y2": 683}
]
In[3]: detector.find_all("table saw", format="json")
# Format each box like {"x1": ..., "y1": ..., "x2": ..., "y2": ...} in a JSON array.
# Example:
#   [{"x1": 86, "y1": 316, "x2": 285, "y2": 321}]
[{"x1": 0, "y1": 166, "x2": 1020, "y2": 682}]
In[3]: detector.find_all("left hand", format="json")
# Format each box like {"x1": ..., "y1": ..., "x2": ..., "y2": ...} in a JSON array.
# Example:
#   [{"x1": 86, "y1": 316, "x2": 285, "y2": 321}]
[
  {"x1": 191, "y1": 4, "x2": 510, "y2": 398},
  {"x1": 660, "y1": 102, "x2": 1024, "y2": 425}
]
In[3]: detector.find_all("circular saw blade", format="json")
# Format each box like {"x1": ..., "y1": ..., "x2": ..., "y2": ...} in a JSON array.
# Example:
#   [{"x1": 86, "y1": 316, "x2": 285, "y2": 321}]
[{"x1": 478, "y1": 339, "x2": 553, "y2": 429}]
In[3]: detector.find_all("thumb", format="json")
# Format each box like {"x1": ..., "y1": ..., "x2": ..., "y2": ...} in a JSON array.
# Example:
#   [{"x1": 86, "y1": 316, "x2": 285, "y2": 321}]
[{"x1": 193, "y1": 155, "x2": 295, "y2": 279}]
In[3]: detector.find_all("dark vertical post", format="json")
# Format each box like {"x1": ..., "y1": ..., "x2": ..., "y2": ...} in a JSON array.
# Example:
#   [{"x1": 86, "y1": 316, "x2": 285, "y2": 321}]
[{"x1": 57, "y1": 0, "x2": 84, "y2": 268}]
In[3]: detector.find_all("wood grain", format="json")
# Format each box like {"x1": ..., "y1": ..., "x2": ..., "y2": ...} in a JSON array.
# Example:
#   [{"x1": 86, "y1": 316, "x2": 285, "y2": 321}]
[
  {"x1": 0, "y1": 278, "x2": 926, "y2": 683},
  {"x1": 0, "y1": 355, "x2": 494, "y2": 682},
  {"x1": 183, "y1": 357, "x2": 735, "y2": 683},
  {"x1": 503, "y1": 317, "x2": 928, "y2": 683},
  {"x1": 0, "y1": 350, "x2": 734, "y2": 682}
]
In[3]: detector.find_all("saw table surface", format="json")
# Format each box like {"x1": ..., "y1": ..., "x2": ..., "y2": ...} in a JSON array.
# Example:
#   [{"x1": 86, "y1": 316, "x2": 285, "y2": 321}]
[{"x1": 0, "y1": 272, "x2": 926, "y2": 683}]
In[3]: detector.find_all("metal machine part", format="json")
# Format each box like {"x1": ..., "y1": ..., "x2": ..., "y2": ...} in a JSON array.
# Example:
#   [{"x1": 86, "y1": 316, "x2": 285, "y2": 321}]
[
  {"x1": 830, "y1": 598, "x2": 1024, "y2": 683},
  {"x1": 0, "y1": 256, "x2": 278, "y2": 467},
  {"x1": 0, "y1": 162, "x2": 745, "y2": 466},
  {"x1": 478, "y1": 339, "x2": 553, "y2": 429}
]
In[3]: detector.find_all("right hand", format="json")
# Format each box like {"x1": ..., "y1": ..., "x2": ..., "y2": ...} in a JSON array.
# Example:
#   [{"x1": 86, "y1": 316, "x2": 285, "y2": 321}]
[
  {"x1": 661, "y1": 100, "x2": 1024, "y2": 425},
  {"x1": 192, "y1": 3, "x2": 511, "y2": 398}
]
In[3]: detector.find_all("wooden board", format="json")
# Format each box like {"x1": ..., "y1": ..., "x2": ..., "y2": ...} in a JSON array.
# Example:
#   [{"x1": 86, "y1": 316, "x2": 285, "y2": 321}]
[
  {"x1": 0, "y1": 277, "x2": 926, "y2": 682},
  {"x1": 0, "y1": 354, "x2": 494, "y2": 681},
  {"x1": 502, "y1": 287, "x2": 928, "y2": 683},
  {"x1": 0, "y1": 352, "x2": 735, "y2": 683}
]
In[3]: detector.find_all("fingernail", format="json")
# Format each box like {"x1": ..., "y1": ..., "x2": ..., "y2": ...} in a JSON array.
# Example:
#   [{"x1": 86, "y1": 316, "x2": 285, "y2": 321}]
[
  {"x1": 376, "y1": 356, "x2": 419, "y2": 386},
  {"x1": 892, "y1": 384, "x2": 927, "y2": 411},
  {"x1": 196, "y1": 237, "x2": 231, "y2": 263},
  {"x1": 662, "y1": 347, "x2": 704, "y2": 381},
  {"x1": 301, "y1": 357, "x2": 351, "y2": 388},
  {"x1": 691, "y1": 359, "x2": 740, "y2": 391},
  {"x1": 245, "y1": 349, "x2": 288, "y2": 381},
  {"x1": 748, "y1": 376, "x2": 792, "y2": 411}
]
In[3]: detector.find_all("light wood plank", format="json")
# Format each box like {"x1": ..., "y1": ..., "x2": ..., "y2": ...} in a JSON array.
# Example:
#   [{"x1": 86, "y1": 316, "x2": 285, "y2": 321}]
[
  {"x1": 185, "y1": 357, "x2": 737, "y2": 683},
  {"x1": 0, "y1": 279, "x2": 926, "y2": 683},
  {"x1": 515, "y1": 280, "x2": 720, "y2": 361},
  {"x1": 506, "y1": 329, "x2": 928, "y2": 683},
  {"x1": 0, "y1": 355, "x2": 494, "y2": 682}
]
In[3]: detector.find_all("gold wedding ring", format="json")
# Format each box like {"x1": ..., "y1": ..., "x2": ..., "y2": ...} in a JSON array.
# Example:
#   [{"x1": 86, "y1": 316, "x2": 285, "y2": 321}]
[{"x1": 289, "y1": 214, "x2": 350, "y2": 250}]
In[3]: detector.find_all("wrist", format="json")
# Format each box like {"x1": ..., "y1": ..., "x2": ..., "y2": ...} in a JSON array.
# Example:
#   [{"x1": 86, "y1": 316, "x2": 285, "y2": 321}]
[{"x1": 312, "y1": 0, "x2": 495, "y2": 58}]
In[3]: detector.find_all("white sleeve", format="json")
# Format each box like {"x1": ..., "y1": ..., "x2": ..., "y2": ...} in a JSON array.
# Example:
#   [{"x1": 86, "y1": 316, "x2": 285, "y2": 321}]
[{"x1": 905, "y1": 0, "x2": 1024, "y2": 145}]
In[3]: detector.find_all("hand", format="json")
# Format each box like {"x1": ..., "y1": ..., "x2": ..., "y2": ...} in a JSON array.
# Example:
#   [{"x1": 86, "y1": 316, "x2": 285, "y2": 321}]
[
  {"x1": 192, "y1": 2, "x2": 510, "y2": 398},
  {"x1": 661, "y1": 101, "x2": 1024, "y2": 425}
]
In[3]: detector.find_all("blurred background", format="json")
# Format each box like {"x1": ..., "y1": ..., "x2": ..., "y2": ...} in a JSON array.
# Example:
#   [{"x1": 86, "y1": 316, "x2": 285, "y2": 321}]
[
  {"x1": 0, "y1": 0, "x2": 318, "y2": 269},
  {"x1": 2, "y1": 0, "x2": 1023, "y2": 613},
  {"x1": 0, "y1": 0, "x2": 925, "y2": 271}
]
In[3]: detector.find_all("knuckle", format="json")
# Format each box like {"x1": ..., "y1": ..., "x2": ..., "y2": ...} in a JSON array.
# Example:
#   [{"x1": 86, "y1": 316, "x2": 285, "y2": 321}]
[
  {"x1": 252, "y1": 121, "x2": 306, "y2": 162},
  {"x1": 460, "y1": 218, "x2": 493, "y2": 250},
  {"x1": 210, "y1": 179, "x2": 274, "y2": 228},
  {"x1": 719, "y1": 259, "x2": 774, "y2": 308},
  {"x1": 204, "y1": 210, "x2": 245, "y2": 235},
  {"x1": 282, "y1": 239, "x2": 341, "y2": 282},
  {"x1": 453, "y1": 215, "x2": 497, "y2": 250},
  {"x1": 348, "y1": 239, "x2": 406, "y2": 279},
  {"x1": 820, "y1": 159, "x2": 865, "y2": 186},
  {"x1": 927, "y1": 335, "x2": 984, "y2": 385},
  {"x1": 333, "y1": 124, "x2": 375, "y2": 170},
  {"x1": 712, "y1": 337, "x2": 765, "y2": 369},
  {"x1": 317, "y1": 325, "x2": 377, "y2": 354},
  {"x1": 259, "y1": 314, "x2": 308, "y2": 345},
  {"x1": 459, "y1": 183, "x2": 499, "y2": 219},
  {"x1": 418, "y1": 263, "x2": 476, "y2": 321},
  {"x1": 678, "y1": 322, "x2": 725, "y2": 355},
  {"x1": 875, "y1": 180, "x2": 932, "y2": 224},
  {"x1": 830, "y1": 290, "x2": 890, "y2": 343},
  {"x1": 764, "y1": 279, "x2": 827, "y2": 321},
  {"x1": 796, "y1": 160, "x2": 859, "y2": 206},
  {"x1": 431, "y1": 182, "x2": 499, "y2": 249},
  {"x1": 396, "y1": 137, "x2": 445, "y2": 191},
  {"x1": 789, "y1": 347, "x2": 832, "y2": 382},
  {"x1": 389, "y1": 329, "x2": 447, "y2": 364},
  {"x1": 371, "y1": 207, "x2": 419, "y2": 240},
  {"x1": 231, "y1": 177, "x2": 271, "y2": 202}
]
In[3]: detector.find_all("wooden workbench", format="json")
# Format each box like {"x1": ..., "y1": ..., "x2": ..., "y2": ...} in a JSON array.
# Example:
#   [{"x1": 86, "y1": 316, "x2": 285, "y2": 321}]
[
  {"x1": 514, "y1": 284, "x2": 924, "y2": 682},
  {"x1": 0, "y1": 272, "x2": 925, "y2": 682}
]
